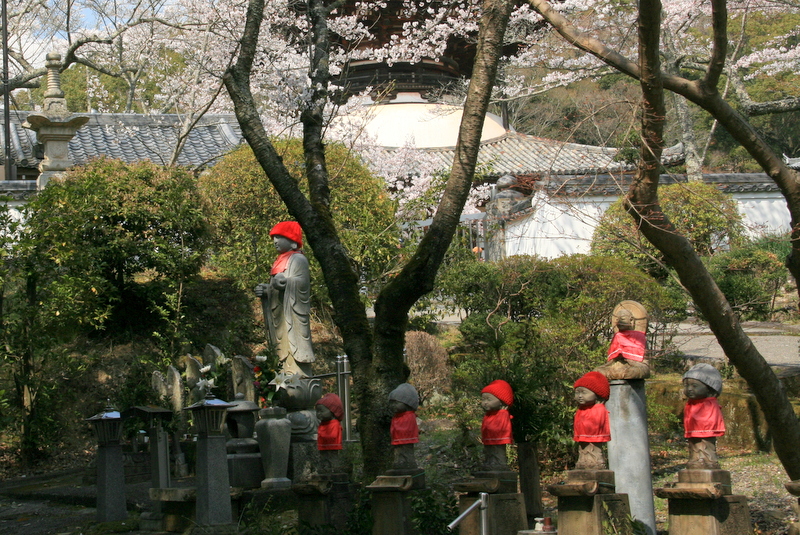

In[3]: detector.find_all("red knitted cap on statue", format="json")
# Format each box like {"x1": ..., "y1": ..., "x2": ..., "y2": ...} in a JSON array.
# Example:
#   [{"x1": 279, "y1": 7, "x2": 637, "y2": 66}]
[
  {"x1": 481, "y1": 380, "x2": 514, "y2": 406},
  {"x1": 574, "y1": 371, "x2": 610, "y2": 400},
  {"x1": 270, "y1": 221, "x2": 303, "y2": 248},
  {"x1": 316, "y1": 393, "x2": 344, "y2": 420}
]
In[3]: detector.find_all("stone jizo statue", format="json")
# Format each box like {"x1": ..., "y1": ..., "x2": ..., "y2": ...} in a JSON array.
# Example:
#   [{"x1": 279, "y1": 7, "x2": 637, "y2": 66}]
[
  {"x1": 597, "y1": 300, "x2": 650, "y2": 380},
  {"x1": 388, "y1": 383, "x2": 420, "y2": 470},
  {"x1": 573, "y1": 371, "x2": 611, "y2": 470},
  {"x1": 255, "y1": 221, "x2": 315, "y2": 377},
  {"x1": 480, "y1": 379, "x2": 514, "y2": 471},
  {"x1": 682, "y1": 363, "x2": 725, "y2": 470},
  {"x1": 316, "y1": 393, "x2": 344, "y2": 474}
]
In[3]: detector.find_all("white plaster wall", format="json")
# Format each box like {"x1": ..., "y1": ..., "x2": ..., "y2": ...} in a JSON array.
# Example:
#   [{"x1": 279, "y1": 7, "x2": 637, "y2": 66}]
[
  {"x1": 503, "y1": 190, "x2": 791, "y2": 260},
  {"x1": 734, "y1": 192, "x2": 791, "y2": 238}
]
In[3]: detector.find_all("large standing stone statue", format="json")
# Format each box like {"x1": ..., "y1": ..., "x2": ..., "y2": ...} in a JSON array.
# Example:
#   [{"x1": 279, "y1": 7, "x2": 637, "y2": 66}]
[
  {"x1": 682, "y1": 363, "x2": 725, "y2": 469},
  {"x1": 573, "y1": 371, "x2": 611, "y2": 470},
  {"x1": 255, "y1": 221, "x2": 315, "y2": 377}
]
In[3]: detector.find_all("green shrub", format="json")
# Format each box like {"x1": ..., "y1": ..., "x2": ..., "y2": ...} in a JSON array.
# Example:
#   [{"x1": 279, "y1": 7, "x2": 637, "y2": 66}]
[
  {"x1": 707, "y1": 235, "x2": 790, "y2": 320},
  {"x1": 591, "y1": 182, "x2": 745, "y2": 279}
]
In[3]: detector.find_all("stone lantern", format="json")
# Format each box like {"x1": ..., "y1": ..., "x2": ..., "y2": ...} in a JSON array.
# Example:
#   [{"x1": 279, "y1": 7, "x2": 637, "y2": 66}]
[
  {"x1": 85, "y1": 405, "x2": 127, "y2": 522},
  {"x1": 184, "y1": 393, "x2": 234, "y2": 526},
  {"x1": 225, "y1": 394, "x2": 264, "y2": 488}
]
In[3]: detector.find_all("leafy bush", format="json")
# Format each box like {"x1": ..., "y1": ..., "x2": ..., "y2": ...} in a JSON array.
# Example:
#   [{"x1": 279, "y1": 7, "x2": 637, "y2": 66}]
[
  {"x1": 706, "y1": 234, "x2": 790, "y2": 320},
  {"x1": 405, "y1": 331, "x2": 451, "y2": 406},
  {"x1": 591, "y1": 182, "x2": 745, "y2": 278}
]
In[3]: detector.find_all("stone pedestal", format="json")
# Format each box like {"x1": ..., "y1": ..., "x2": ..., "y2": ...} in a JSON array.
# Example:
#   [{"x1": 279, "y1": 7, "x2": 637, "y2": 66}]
[
  {"x1": 606, "y1": 379, "x2": 656, "y2": 534},
  {"x1": 227, "y1": 438, "x2": 265, "y2": 488},
  {"x1": 368, "y1": 473, "x2": 424, "y2": 535},
  {"x1": 96, "y1": 442, "x2": 128, "y2": 522},
  {"x1": 456, "y1": 493, "x2": 526, "y2": 535},
  {"x1": 547, "y1": 470, "x2": 631, "y2": 534},
  {"x1": 556, "y1": 494, "x2": 633, "y2": 535},
  {"x1": 454, "y1": 470, "x2": 526, "y2": 535},
  {"x1": 196, "y1": 434, "x2": 233, "y2": 526},
  {"x1": 655, "y1": 470, "x2": 751, "y2": 535},
  {"x1": 256, "y1": 407, "x2": 292, "y2": 489},
  {"x1": 293, "y1": 474, "x2": 354, "y2": 532},
  {"x1": 149, "y1": 426, "x2": 171, "y2": 489}
]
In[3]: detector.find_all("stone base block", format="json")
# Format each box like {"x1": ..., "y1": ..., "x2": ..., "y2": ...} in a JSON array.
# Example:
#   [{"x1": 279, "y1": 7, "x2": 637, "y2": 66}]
[
  {"x1": 371, "y1": 489, "x2": 417, "y2": 535},
  {"x1": 289, "y1": 441, "x2": 318, "y2": 482},
  {"x1": 472, "y1": 470, "x2": 518, "y2": 494},
  {"x1": 557, "y1": 493, "x2": 632, "y2": 535},
  {"x1": 666, "y1": 495, "x2": 751, "y2": 535},
  {"x1": 228, "y1": 452, "x2": 265, "y2": 488},
  {"x1": 457, "y1": 492, "x2": 527, "y2": 535},
  {"x1": 296, "y1": 481, "x2": 355, "y2": 533}
]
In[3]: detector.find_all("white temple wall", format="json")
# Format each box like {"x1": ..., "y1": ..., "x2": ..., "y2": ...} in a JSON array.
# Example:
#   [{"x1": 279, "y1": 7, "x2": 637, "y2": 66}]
[{"x1": 503, "y1": 190, "x2": 791, "y2": 260}]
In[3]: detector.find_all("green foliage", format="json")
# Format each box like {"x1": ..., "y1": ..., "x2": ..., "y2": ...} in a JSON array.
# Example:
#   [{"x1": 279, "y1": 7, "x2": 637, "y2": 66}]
[
  {"x1": 439, "y1": 254, "x2": 685, "y2": 455},
  {"x1": 706, "y1": 235, "x2": 790, "y2": 320},
  {"x1": 591, "y1": 182, "x2": 745, "y2": 278},
  {"x1": 198, "y1": 142, "x2": 399, "y2": 304},
  {"x1": 24, "y1": 158, "x2": 210, "y2": 349},
  {"x1": 410, "y1": 486, "x2": 459, "y2": 534}
]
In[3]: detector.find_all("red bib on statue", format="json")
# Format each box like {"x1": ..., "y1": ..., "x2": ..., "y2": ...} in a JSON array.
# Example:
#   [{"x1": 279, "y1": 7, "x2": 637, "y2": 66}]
[
  {"x1": 607, "y1": 330, "x2": 646, "y2": 362},
  {"x1": 391, "y1": 411, "x2": 419, "y2": 445},
  {"x1": 684, "y1": 397, "x2": 725, "y2": 438},
  {"x1": 573, "y1": 402, "x2": 611, "y2": 443},
  {"x1": 482, "y1": 409, "x2": 513, "y2": 445}
]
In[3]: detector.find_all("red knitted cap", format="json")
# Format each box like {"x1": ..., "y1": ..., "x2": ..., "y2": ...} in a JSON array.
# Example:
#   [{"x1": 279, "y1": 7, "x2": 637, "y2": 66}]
[
  {"x1": 316, "y1": 393, "x2": 344, "y2": 420},
  {"x1": 574, "y1": 371, "x2": 610, "y2": 400},
  {"x1": 270, "y1": 221, "x2": 303, "y2": 248},
  {"x1": 481, "y1": 380, "x2": 514, "y2": 406}
]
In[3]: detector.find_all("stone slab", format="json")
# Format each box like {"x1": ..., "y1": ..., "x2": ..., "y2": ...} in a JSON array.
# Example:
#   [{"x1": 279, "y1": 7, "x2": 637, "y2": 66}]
[
  {"x1": 557, "y1": 493, "x2": 633, "y2": 535},
  {"x1": 457, "y1": 492, "x2": 527, "y2": 535},
  {"x1": 666, "y1": 494, "x2": 751, "y2": 535}
]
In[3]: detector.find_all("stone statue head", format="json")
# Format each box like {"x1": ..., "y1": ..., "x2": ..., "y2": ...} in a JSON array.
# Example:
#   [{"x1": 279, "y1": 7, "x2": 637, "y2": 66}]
[
  {"x1": 270, "y1": 221, "x2": 303, "y2": 249},
  {"x1": 573, "y1": 371, "x2": 610, "y2": 406},
  {"x1": 480, "y1": 380, "x2": 513, "y2": 410},
  {"x1": 315, "y1": 392, "x2": 344, "y2": 422},
  {"x1": 682, "y1": 363, "x2": 723, "y2": 398},
  {"x1": 388, "y1": 383, "x2": 419, "y2": 413}
]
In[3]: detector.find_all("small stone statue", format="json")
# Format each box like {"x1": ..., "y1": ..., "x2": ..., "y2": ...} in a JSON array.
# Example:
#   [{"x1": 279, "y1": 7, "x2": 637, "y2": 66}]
[
  {"x1": 480, "y1": 379, "x2": 514, "y2": 471},
  {"x1": 596, "y1": 301, "x2": 650, "y2": 380},
  {"x1": 316, "y1": 393, "x2": 344, "y2": 474},
  {"x1": 573, "y1": 371, "x2": 611, "y2": 470},
  {"x1": 255, "y1": 221, "x2": 315, "y2": 377},
  {"x1": 388, "y1": 383, "x2": 420, "y2": 470},
  {"x1": 683, "y1": 363, "x2": 725, "y2": 469}
]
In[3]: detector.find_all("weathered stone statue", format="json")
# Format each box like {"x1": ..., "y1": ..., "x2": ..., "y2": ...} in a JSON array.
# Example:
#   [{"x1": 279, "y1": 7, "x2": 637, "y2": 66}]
[
  {"x1": 682, "y1": 363, "x2": 725, "y2": 469},
  {"x1": 596, "y1": 300, "x2": 650, "y2": 380},
  {"x1": 388, "y1": 383, "x2": 420, "y2": 470},
  {"x1": 315, "y1": 393, "x2": 344, "y2": 474},
  {"x1": 480, "y1": 379, "x2": 514, "y2": 471},
  {"x1": 255, "y1": 221, "x2": 315, "y2": 377},
  {"x1": 573, "y1": 371, "x2": 611, "y2": 470}
]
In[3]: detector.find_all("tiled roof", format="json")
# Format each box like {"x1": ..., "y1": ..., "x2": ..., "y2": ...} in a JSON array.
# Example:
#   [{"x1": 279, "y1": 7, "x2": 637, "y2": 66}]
[
  {"x1": 377, "y1": 131, "x2": 684, "y2": 176},
  {"x1": 2, "y1": 112, "x2": 244, "y2": 168},
  {"x1": 2, "y1": 111, "x2": 683, "y2": 178},
  {"x1": 542, "y1": 172, "x2": 779, "y2": 197}
]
